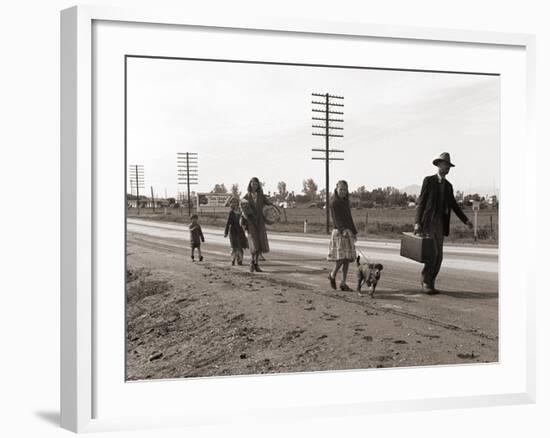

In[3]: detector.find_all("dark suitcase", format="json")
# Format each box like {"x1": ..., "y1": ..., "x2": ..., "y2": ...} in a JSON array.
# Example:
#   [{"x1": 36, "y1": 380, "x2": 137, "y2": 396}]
[{"x1": 400, "y1": 232, "x2": 434, "y2": 263}]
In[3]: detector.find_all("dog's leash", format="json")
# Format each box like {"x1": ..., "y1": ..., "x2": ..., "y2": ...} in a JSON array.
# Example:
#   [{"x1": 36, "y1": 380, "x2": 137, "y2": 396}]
[{"x1": 355, "y1": 242, "x2": 371, "y2": 264}]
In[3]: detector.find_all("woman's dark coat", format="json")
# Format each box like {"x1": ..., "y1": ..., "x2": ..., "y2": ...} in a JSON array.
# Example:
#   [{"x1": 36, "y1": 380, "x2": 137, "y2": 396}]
[{"x1": 242, "y1": 192, "x2": 272, "y2": 254}]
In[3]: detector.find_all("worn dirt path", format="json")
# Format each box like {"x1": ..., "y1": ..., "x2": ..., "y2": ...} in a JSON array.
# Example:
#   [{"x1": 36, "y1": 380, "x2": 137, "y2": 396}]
[{"x1": 126, "y1": 219, "x2": 498, "y2": 380}]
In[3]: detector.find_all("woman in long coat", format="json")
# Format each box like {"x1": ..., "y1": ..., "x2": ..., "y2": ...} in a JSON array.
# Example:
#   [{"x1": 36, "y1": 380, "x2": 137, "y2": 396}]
[
  {"x1": 327, "y1": 180, "x2": 357, "y2": 291},
  {"x1": 240, "y1": 177, "x2": 278, "y2": 272}
]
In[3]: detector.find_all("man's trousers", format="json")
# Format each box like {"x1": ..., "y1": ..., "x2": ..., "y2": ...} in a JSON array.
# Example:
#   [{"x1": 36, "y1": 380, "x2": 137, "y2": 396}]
[{"x1": 421, "y1": 216, "x2": 445, "y2": 287}]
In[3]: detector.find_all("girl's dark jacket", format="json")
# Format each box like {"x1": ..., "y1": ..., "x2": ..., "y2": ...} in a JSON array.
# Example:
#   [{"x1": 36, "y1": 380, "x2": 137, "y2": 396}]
[
  {"x1": 330, "y1": 191, "x2": 357, "y2": 235},
  {"x1": 224, "y1": 210, "x2": 248, "y2": 249}
]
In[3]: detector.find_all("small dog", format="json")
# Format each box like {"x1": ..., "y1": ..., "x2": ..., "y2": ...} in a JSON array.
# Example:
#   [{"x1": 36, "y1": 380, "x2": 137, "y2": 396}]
[{"x1": 356, "y1": 256, "x2": 383, "y2": 297}]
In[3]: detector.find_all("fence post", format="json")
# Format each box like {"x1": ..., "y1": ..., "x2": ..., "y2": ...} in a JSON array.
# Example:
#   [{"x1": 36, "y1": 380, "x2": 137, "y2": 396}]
[
  {"x1": 365, "y1": 211, "x2": 368, "y2": 233},
  {"x1": 490, "y1": 215, "x2": 493, "y2": 235},
  {"x1": 474, "y1": 210, "x2": 478, "y2": 242},
  {"x1": 304, "y1": 219, "x2": 308, "y2": 234}
]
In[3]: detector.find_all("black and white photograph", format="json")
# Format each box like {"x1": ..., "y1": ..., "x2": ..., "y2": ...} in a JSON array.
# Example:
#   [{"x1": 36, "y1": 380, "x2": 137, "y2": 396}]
[{"x1": 125, "y1": 56, "x2": 499, "y2": 380}]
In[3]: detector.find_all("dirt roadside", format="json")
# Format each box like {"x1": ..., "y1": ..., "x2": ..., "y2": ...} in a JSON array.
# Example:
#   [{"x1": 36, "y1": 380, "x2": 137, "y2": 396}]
[{"x1": 126, "y1": 236, "x2": 497, "y2": 381}]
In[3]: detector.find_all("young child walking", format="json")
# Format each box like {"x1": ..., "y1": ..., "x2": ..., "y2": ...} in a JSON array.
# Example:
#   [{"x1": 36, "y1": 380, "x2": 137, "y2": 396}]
[
  {"x1": 223, "y1": 197, "x2": 248, "y2": 265},
  {"x1": 188, "y1": 214, "x2": 205, "y2": 262}
]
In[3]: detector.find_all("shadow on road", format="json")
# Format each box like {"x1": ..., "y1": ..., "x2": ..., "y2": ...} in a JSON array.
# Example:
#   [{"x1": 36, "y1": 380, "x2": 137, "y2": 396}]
[
  {"x1": 360, "y1": 293, "x2": 416, "y2": 303},
  {"x1": 264, "y1": 268, "x2": 327, "y2": 275},
  {"x1": 384, "y1": 289, "x2": 498, "y2": 299},
  {"x1": 257, "y1": 258, "x2": 326, "y2": 263}
]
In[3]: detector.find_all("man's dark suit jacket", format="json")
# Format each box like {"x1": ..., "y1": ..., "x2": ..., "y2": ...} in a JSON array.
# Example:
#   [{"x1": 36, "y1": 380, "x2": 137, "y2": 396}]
[{"x1": 415, "y1": 174, "x2": 469, "y2": 237}]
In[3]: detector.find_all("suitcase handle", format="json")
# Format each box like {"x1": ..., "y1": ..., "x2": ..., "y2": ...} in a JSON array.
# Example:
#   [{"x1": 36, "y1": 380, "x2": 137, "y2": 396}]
[{"x1": 414, "y1": 232, "x2": 430, "y2": 238}]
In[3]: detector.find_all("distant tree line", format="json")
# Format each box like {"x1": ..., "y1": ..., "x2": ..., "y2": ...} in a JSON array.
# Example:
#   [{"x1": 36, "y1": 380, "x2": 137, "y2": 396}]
[
  {"x1": 162, "y1": 179, "x2": 500, "y2": 210},
  {"x1": 204, "y1": 179, "x2": 416, "y2": 208}
]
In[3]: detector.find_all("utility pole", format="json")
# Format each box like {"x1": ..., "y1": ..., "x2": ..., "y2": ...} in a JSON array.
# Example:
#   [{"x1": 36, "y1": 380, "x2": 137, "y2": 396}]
[
  {"x1": 472, "y1": 200, "x2": 480, "y2": 242},
  {"x1": 129, "y1": 164, "x2": 144, "y2": 214},
  {"x1": 311, "y1": 92, "x2": 344, "y2": 234},
  {"x1": 177, "y1": 152, "x2": 198, "y2": 217}
]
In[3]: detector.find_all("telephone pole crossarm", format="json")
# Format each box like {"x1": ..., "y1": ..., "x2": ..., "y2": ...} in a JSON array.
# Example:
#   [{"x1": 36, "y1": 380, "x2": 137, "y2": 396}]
[
  {"x1": 128, "y1": 164, "x2": 145, "y2": 214},
  {"x1": 177, "y1": 152, "x2": 199, "y2": 217},
  {"x1": 310, "y1": 92, "x2": 345, "y2": 234}
]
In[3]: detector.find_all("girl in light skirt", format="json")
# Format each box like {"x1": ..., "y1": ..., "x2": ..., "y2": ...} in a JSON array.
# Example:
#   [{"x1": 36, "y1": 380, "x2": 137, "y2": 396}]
[{"x1": 327, "y1": 180, "x2": 357, "y2": 291}]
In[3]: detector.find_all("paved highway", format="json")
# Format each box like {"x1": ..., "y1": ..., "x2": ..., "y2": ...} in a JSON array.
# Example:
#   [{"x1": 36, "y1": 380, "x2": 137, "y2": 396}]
[{"x1": 127, "y1": 218, "x2": 499, "y2": 343}]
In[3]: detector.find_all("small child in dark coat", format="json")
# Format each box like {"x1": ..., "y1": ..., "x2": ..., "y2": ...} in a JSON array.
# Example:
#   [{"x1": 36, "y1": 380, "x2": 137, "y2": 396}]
[
  {"x1": 189, "y1": 214, "x2": 205, "y2": 262},
  {"x1": 224, "y1": 197, "x2": 248, "y2": 265}
]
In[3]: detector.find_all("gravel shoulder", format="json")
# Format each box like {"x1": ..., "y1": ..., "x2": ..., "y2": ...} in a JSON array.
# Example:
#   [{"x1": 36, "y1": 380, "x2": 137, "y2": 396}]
[{"x1": 126, "y1": 234, "x2": 497, "y2": 381}]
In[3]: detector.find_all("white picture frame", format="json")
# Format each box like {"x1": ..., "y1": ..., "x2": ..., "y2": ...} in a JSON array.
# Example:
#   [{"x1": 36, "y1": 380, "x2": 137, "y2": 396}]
[{"x1": 60, "y1": 5, "x2": 536, "y2": 433}]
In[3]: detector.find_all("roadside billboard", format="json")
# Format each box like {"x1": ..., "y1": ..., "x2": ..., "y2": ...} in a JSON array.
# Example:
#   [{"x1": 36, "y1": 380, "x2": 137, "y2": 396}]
[{"x1": 196, "y1": 193, "x2": 232, "y2": 212}]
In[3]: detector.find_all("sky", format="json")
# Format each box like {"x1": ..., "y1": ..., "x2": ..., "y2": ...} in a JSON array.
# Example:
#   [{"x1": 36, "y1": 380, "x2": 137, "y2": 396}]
[{"x1": 126, "y1": 57, "x2": 500, "y2": 200}]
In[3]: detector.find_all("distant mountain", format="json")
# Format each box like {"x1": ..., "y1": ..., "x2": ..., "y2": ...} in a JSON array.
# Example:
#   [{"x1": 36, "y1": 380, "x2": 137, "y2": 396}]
[
  {"x1": 399, "y1": 184, "x2": 499, "y2": 197},
  {"x1": 465, "y1": 186, "x2": 500, "y2": 197},
  {"x1": 400, "y1": 184, "x2": 421, "y2": 196}
]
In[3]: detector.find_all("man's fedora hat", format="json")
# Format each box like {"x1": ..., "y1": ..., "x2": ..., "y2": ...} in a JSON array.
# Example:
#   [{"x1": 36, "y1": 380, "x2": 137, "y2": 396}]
[{"x1": 433, "y1": 152, "x2": 455, "y2": 167}]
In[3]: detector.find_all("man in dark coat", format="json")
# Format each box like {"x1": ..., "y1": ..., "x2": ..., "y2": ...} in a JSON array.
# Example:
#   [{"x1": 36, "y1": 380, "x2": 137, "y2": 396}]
[{"x1": 414, "y1": 152, "x2": 473, "y2": 294}]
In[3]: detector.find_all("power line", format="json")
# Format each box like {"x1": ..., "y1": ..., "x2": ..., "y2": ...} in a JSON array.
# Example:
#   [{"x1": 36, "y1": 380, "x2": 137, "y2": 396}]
[
  {"x1": 177, "y1": 152, "x2": 199, "y2": 217},
  {"x1": 310, "y1": 92, "x2": 345, "y2": 234},
  {"x1": 128, "y1": 164, "x2": 144, "y2": 215}
]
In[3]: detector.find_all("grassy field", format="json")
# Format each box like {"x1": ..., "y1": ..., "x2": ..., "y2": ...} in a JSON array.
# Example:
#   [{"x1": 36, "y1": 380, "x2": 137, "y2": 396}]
[{"x1": 128, "y1": 206, "x2": 498, "y2": 244}]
